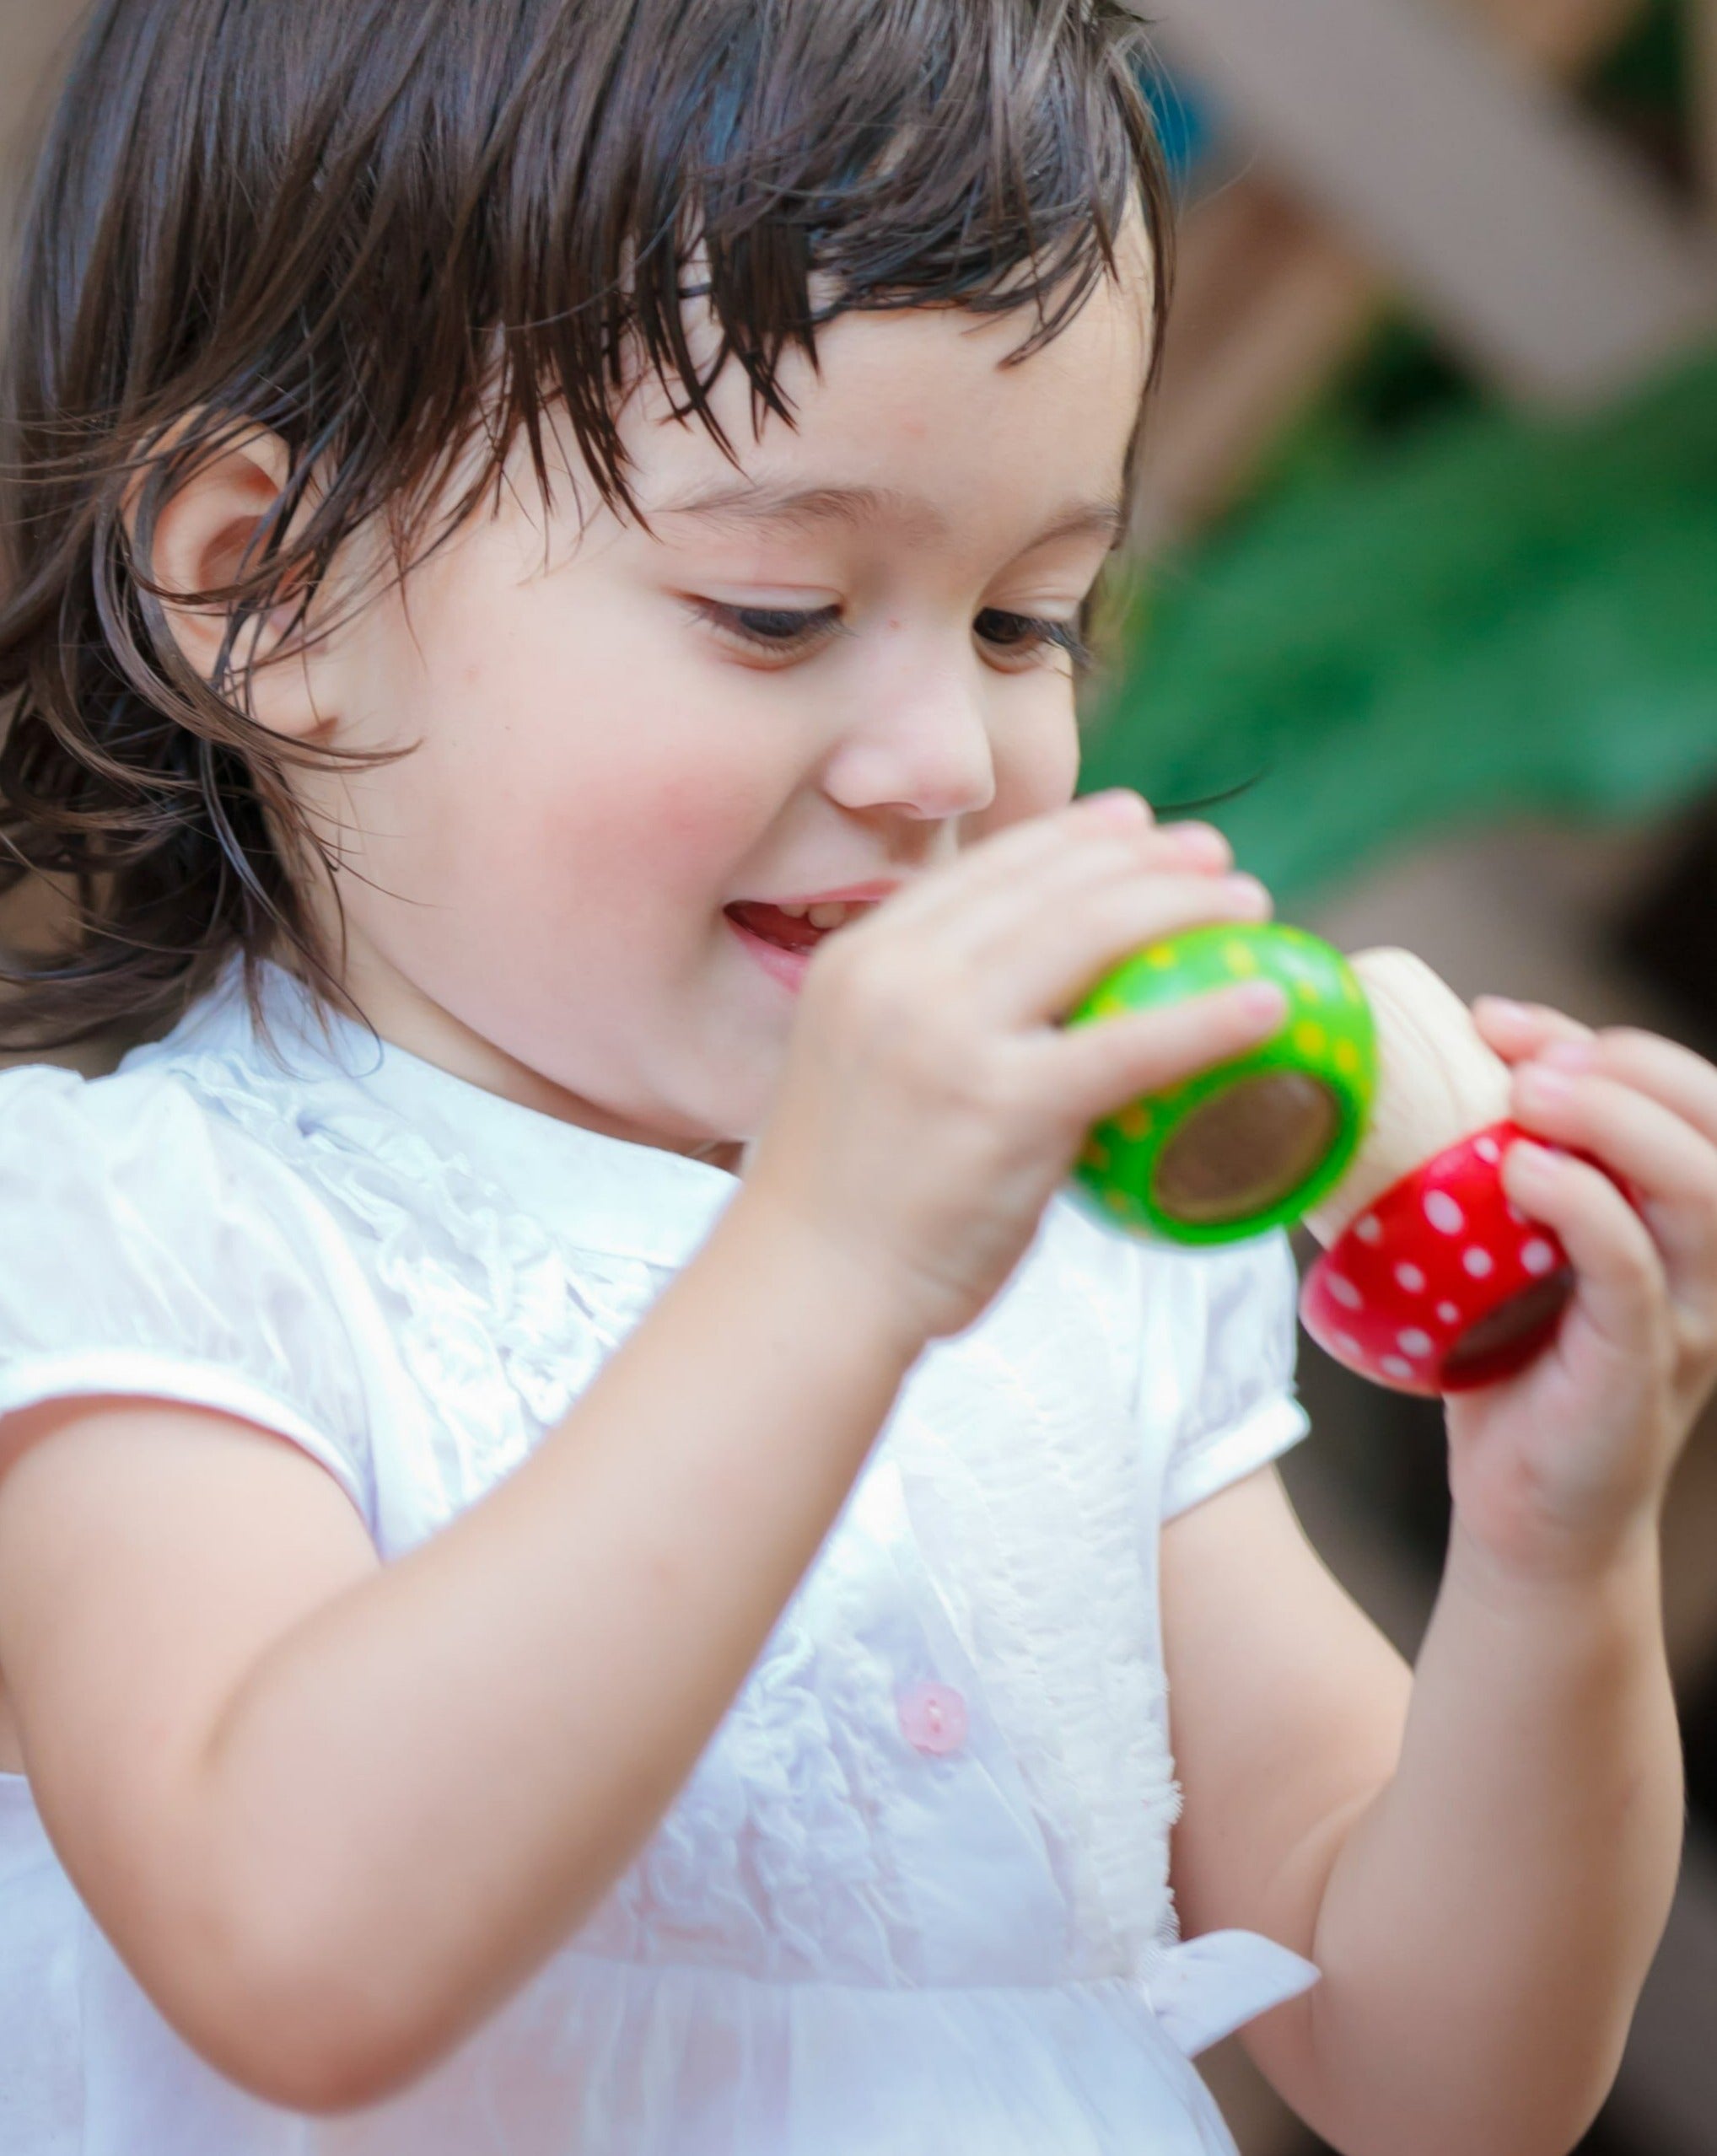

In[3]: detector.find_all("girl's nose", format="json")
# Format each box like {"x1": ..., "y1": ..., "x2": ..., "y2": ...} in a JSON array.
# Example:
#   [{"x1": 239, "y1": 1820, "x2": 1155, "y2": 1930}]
[{"x1": 821, "y1": 672, "x2": 998, "y2": 823}]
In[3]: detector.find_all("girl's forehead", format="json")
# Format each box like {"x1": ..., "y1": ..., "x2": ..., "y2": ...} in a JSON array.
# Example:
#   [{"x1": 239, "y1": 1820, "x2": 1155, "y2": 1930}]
[{"x1": 627, "y1": 263, "x2": 1155, "y2": 504}]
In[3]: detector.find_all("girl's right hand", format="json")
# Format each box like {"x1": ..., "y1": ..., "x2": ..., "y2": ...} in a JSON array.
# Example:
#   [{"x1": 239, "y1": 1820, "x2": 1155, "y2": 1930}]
[{"x1": 740, "y1": 792, "x2": 1290, "y2": 1348}]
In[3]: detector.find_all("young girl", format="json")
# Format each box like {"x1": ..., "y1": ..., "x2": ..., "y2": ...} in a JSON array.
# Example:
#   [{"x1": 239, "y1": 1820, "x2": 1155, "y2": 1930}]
[{"x1": 0, "y1": 2, "x2": 1704, "y2": 2151}]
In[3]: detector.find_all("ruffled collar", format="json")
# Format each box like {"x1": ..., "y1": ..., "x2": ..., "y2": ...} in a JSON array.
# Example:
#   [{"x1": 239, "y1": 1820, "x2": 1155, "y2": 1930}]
[{"x1": 123, "y1": 955, "x2": 744, "y2": 1269}]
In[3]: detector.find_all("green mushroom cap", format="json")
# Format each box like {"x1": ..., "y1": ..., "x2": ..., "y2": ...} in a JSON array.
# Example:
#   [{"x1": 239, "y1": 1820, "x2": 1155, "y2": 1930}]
[{"x1": 1063, "y1": 922, "x2": 1378, "y2": 1246}]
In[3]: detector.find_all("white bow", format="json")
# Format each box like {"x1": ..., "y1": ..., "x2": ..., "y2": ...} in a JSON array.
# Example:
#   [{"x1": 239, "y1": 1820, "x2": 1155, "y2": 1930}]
[{"x1": 1136, "y1": 1929, "x2": 1321, "y2": 2057}]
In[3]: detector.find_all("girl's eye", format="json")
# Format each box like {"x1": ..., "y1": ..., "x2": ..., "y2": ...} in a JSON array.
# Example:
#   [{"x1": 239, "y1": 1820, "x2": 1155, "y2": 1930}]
[
  {"x1": 976, "y1": 609, "x2": 1095, "y2": 674},
  {"x1": 692, "y1": 600, "x2": 843, "y2": 662}
]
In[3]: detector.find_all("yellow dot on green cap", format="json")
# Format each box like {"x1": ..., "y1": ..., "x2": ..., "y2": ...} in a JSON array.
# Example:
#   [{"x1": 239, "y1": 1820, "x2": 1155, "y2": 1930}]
[
  {"x1": 1294, "y1": 1020, "x2": 1327, "y2": 1059},
  {"x1": 1146, "y1": 946, "x2": 1176, "y2": 970},
  {"x1": 1117, "y1": 1104, "x2": 1151, "y2": 1142},
  {"x1": 1333, "y1": 1039, "x2": 1359, "y2": 1078},
  {"x1": 1083, "y1": 1139, "x2": 1112, "y2": 1171},
  {"x1": 1105, "y1": 1189, "x2": 1132, "y2": 1217},
  {"x1": 1222, "y1": 940, "x2": 1260, "y2": 976}
]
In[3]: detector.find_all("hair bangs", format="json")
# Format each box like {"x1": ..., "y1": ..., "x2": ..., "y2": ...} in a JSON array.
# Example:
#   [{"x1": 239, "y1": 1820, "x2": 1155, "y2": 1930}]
[{"x1": 0, "y1": 0, "x2": 1171, "y2": 1051}]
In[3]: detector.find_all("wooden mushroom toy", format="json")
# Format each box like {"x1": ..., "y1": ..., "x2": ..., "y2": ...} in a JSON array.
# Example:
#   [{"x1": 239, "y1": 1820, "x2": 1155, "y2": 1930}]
[{"x1": 1299, "y1": 949, "x2": 1579, "y2": 1395}]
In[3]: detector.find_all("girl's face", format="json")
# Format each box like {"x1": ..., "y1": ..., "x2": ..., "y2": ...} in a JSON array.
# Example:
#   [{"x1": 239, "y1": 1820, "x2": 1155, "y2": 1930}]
[{"x1": 282, "y1": 255, "x2": 1155, "y2": 1164}]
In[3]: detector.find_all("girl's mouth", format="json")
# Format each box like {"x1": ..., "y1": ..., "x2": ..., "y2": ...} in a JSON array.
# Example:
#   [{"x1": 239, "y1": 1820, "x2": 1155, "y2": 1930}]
[
  {"x1": 724, "y1": 897, "x2": 882, "y2": 992},
  {"x1": 723, "y1": 899, "x2": 875, "y2": 953}
]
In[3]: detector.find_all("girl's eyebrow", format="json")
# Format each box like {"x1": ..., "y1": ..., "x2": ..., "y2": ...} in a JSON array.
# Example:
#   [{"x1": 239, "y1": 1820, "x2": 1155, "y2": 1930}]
[{"x1": 653, "y1": 479, "x2": 1128, "y2": 550}]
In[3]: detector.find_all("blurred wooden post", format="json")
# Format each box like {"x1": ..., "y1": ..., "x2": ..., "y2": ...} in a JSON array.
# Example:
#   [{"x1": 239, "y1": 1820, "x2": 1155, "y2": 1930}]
[
  {"x1": 1146, "y1": 0, "x2": 1717, "y2": 405},
  {"x1": 1460, "y1": 0, "x2": 1644, "y2": 65},
  {"x1": 1133, "y1": 0, "x2": 1659, "y2": 547}
]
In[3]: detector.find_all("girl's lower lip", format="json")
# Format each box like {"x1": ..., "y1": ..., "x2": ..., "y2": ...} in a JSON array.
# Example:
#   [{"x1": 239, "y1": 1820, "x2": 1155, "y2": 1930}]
[{"x1": 726, "y1": 910, "x2": 813, "y2": 992}]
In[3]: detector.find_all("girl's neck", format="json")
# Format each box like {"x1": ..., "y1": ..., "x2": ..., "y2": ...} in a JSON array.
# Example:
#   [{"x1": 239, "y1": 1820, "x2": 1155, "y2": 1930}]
[{"x1": 266, "y1": 944, "x2": 745, "y2": 1181}]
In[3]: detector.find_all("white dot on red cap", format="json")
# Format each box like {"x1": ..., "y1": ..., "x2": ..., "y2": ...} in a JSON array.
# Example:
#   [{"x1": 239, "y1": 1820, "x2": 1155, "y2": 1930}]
[
  {"x1": 1334, "y1": 1332, "x2": 1362, "y2": 1358},
  {"x1": 1398, "y1": 1329, "x2": 1434, "y2": 1358},
  {"x1": 1464, "y1": 1246, "x2": 1494, "y2": 1278},
  {"x1": 1476, "y1": 1136, "x2": 1502, "y2": 1164},
  {"x1": 1327, "y1": 1274, "x2": 1363, "y2": 1310},
  {"x1": 1521, "y1": 1239, "x2": 1557, "y2": 1277},
  {"x1": 1395, "y1": 1262, "x2": 1426, "y2": 1293},
  {"x1": 1438, "y1": 1301, "x2": 1461, "y2": 1325},
  {"x1": 1424, "y1": 1191, "x2": 1465, "y2": 1234},
  {"x1": 1381, "y1": 1356, "x2": 1415, "y2": 1381},
  {"x1": 1506, "y1": 1203, "x2": 1528, "y2": 1228},
  {"x1": 1355, "y1": 1216, "x2": 1382, "y2": 1245}
]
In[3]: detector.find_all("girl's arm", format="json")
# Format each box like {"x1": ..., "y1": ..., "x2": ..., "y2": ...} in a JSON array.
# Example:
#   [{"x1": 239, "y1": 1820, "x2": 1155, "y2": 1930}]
[
  {"x1": 1161, "y1": 1465, "x2": 1679, "y2": 2156},
  {"x1": 1167, "y1": 1002, "x2": 1715, "y2": 2156},
  {"x1": 0, "y1": 799, "x2": 1284, "y2": 2116},
  {"x1": 0, "y1": 1188, "x2": 920, "y2": 2114}
]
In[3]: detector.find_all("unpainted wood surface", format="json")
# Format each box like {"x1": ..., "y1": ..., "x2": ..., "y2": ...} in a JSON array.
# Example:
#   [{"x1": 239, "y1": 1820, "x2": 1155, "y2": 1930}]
[{"x1": 1144, "y1": 0, "x2": 1715, "y2": 410}]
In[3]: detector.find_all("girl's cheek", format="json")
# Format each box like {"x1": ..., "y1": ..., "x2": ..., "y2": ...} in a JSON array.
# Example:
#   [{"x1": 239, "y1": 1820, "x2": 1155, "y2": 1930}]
[{"x1": 963, "y1": 700, "x2": 1082, "y2": 843}]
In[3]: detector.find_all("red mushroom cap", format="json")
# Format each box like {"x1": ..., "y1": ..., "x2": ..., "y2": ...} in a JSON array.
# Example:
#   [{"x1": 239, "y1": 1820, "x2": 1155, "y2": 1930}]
[{"x1": 1300, "y1": 1122, "x2": 1578, "y2": 1396}]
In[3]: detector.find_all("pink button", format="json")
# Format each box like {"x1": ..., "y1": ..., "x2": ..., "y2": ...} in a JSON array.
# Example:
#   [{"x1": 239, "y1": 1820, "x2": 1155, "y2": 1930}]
[{"x1": 897, "y1": 1681, "x2": 968, "y2": 1756}]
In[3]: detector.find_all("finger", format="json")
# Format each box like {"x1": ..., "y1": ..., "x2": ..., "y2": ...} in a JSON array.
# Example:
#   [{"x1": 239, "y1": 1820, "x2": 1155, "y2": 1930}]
[
  {"x1": 1503, "y1": 1139, "x2": 1671, "y2": 1369},
  {"x1": 891, "y1": 816, "x2": 1256, "y2": 1007},
  {"x1": 1471, "y1": 996, "x2": 1596, "y2": 1065},
  {"x1": 1154, "y1": 821, "x2": 1235, "y2": 874},
  {"x1": 960, "y1": 806, "x2": 1236, "y2": 931},
  {"x1": 1512, "y1": 1061, "x2": 1717, "y2": 1319},
  {"x1": 979, "y1": 867, "x2": 1274, "y2": 1026},
  {"x1": 1044, "y1": 979, "x2": 1290, "y2": 1132},
  {"x1": 874, "y1": 791, "x2": 1158, "y2": 934},
  {"x1": 1546, "y1": 1027, "x2": 1717, "y2": 1161}
]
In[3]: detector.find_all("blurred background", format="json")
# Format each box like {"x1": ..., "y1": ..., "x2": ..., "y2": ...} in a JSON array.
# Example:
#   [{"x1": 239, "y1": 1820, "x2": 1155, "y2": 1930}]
[
  {"x1": 3, "y1": 0, "x2": 1717, "y2": 2148},
  {"x1": 1089, "y1": 2, "x2": 1717, "y2": 2148}
]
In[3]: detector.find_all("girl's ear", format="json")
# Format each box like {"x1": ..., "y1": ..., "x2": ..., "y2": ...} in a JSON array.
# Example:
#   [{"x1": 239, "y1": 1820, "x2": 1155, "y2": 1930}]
[{"x1": 131, "y1": 427, "x2": 329, "y2": 742}]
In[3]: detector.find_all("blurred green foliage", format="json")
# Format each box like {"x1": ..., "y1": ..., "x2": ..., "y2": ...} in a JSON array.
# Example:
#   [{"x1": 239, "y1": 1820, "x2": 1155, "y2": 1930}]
[
  {"x1": 1079, "y1": 346, "x2": 1717, "y2": 900},
  {"x1": 1080, "y1": 0, "x2": 1716, "y2": 902}
]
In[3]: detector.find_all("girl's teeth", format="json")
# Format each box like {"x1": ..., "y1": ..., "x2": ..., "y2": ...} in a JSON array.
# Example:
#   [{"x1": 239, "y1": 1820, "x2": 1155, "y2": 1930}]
[
  {"x1": 807, "y1": 903, "x2": 848, "y2": 930},
  {"x1": 777, "y1": 902, "x2": 810, "y2": 920}
]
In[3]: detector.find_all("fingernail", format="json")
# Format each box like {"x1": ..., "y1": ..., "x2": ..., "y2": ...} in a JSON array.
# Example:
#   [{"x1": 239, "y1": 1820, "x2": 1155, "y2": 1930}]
[
  {"x1": 1085, "y1": 789, "x2": 1148, "y2": 825},
  {"x1": 1162, "y1": 821, "x2": 1228, "y2": 863},
  {"x1": 1542, "y1": 1038, "x2": 1596, "y2": 1072},
  {"x1": 1477, "y1": 996, "x2": 1531, "y2": 1024},
  {"x1": 1225, "y1": 874, "x2": 1270, "y2": 910},
  {"x1": 1238, "y1": 981, "x2": 1287, "y2": 1022}
]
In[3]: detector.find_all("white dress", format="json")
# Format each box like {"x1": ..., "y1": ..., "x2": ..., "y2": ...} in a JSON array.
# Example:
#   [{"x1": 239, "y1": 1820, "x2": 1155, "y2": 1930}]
[{"x1": 0, "y1": 956, "x2": 1319, "y2": 2156}]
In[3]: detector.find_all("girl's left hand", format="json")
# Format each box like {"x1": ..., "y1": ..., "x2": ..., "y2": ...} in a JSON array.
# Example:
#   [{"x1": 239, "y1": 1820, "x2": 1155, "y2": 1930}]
[{"x1": 1448, "y1": 997, "x2": 1717, "y2": 1581}]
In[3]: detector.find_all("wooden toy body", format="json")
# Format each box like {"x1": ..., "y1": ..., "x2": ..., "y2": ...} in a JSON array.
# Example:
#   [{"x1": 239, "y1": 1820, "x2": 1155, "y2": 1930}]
[
  {"x1": 1305, "y1": 949, "x2": 1512, "y2": 1242},
  {"x1": 1300, "y1": 948, "x2": 1580, "y2": 1395},
  {"x1": 1068, "y1": 926, "x2": 1585, "y2": 1390}
]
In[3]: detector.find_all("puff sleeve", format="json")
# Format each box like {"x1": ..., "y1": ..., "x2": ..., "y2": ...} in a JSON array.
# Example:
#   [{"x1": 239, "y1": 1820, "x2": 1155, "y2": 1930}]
[
  {"x1": 1147, "y1": 1230, "x2": 1311, "y2": 1523},
  {"x1": 0, "y1": 1062, "x2": 375, "y2": 1524}
]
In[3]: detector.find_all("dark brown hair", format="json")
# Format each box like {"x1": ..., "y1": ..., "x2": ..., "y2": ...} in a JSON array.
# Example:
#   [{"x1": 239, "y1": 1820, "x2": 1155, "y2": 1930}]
[{"x1": 0, "y1": 0, "x2": 1172, "y2": 1052}]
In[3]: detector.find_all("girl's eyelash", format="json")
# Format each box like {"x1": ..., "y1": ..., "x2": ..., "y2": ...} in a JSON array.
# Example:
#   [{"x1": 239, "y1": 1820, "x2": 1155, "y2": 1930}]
[
  {"x1": 691, "y1": 601, "x2": 843, "y2": 653},
  {"x1": 974, "y1": 609, "x2": 1095, "y2": 674},
  {"x1": 692, "y1": 600, "x2": 1095, "y2": 672}
]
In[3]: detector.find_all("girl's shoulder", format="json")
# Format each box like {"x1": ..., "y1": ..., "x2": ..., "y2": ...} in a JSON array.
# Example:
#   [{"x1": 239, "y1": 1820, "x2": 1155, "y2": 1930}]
[
  {"x1": 1029, "y1": 1188, "x2": 1303, "y2": 1375},
  {"x1": 1024, "y1": 1196, "x2": 1311, "y2": 1524},
  {"x1": 3, "y1": 1043, "x2": 233, "y2": 1129},
  {"x1": 0, "y1": 1054, "x2": 379, "y2": 1519},
  {"x1": 0, "y1": 1049, "x2": 336, "y2": 1245}
]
